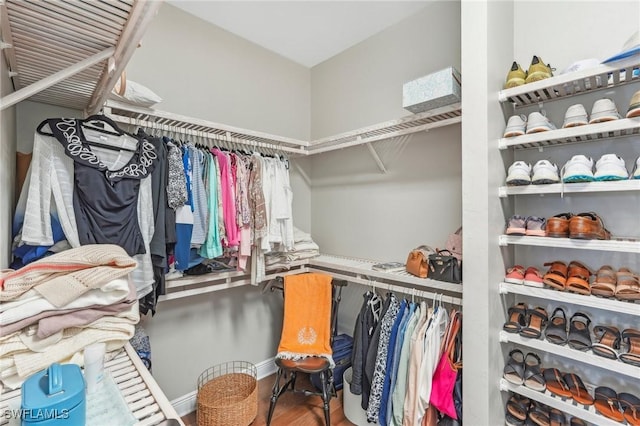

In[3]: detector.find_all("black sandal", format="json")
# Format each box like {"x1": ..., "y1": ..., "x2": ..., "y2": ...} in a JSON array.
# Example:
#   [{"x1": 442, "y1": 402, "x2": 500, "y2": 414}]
[
  {"x1": 549, "y1": 408, "x2": 566, "y2": 426},
  {"x1": 506, "y1": 393, "x2": 531, "y2": 426},
  {"x1": 619, "y1": 392, "x2": 640, "y2": 426},
  {"x1": 591, "y1": 325, "x2": 621, "y2": 359},
  {"x1": 523, "y1": 352, "x2": 545, "y2": 392},
  {"x1": 503, "y1": 349, "x2": 526, "y2": 385},
  {"x1": 504, "y1": 303, "x2": 528, "y2": 333},
  {"x1": 567, "y1": 312, "x2": 592, "y2": 351},
  {"x1": 528, "y1": 400, "x2": 550, "y2": 426},
  {"x1": 544, "y1": 307, "x2": 568, "y2": 345},
  {"x1": 520, "y1": 306, "x2": 548, "y2": 339}
]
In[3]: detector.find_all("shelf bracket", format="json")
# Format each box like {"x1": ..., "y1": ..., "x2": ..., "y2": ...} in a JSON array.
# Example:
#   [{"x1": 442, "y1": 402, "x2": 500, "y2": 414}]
[{"x1": 365, "y1": 140, "x2": 387, "y2": 173}]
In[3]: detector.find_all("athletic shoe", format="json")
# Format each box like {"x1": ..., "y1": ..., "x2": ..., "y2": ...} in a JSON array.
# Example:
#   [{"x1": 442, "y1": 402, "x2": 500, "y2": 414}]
[
  {"x1": 523, "y1": 267, "x2": 544, "y2": 288},
  {"x1": 632, "y1": 156, "x2": 640, "y2": 179},
  {"x1": 562, "y1": 155, "x2": 594, "y2": 183},
  {"x1": 506, "y1": 161, "x2": 532, "y2": 186},
  {"x1": 526, "y1": 111, "x2": 557, "y2": 134},
  {"x1": 505, "y1": 61, "x2": 527, "y2": 89},
  {"x1": 589, "y1": 98, "x2": 621, "y2": 124},
  {"x1": 626, "y1": 89, "x2": 640, "y2": 118},
  {"x1": 505, "y1": 265, "x2": 525, "y2": 284},
  {"x1": 504, "y1": 114, "x2": 527, "y2": 137},
  {"x1": 525, "y1": 55, "x2": 554, "y2": 84},
  {"x1": 532, "y1": 160, "x2": 560, "y2": 185},
  {"x1": 525, "y1": 216, "x2": 546, "y2": 237},
  {"x1": 562, "y1": 104, "x2": 589, "y2": 128},
  {"x1": 594, "y1": 154, "x2": 629, "y2": 181},
  {"x1": 506, "y1": 215, "x2": 527, "y2": 235}
]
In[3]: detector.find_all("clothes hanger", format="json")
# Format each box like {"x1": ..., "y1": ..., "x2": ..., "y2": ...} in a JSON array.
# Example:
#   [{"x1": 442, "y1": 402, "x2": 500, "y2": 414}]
[{"x1": 82, "y1": 114, "x2": 124, "y2": 137}]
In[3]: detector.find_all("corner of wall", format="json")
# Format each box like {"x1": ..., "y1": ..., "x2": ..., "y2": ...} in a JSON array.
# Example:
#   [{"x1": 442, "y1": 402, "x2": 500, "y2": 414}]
[{"x1": 0, "y1": 59, "x2": 17, "y2": 268}]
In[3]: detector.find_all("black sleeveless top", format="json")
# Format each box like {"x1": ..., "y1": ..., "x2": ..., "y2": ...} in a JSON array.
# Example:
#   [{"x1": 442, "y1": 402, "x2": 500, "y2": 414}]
[{"x1": 47, "y1": 118, "x2": 157, "y2": 256}]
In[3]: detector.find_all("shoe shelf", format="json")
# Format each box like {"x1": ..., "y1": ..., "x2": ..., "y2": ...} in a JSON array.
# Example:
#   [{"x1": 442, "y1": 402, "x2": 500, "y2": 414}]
[
  {"x1": 498, "y1": 56, "x2": 640, "y2": 108},
  {"x1": 499, "y1": 331, "x2": 640, "y2": 380},
  {"x1": 499, "y1": 282, "x2": 640, "y2": 317},
  {"x1": 499, "y1": 235, "x2": 640, "y2": 253},
  {"x1": 498, "y1": 179, "x2": 640, "y2": 197},
  {"x1": 498, "y1": 118, "x2": 640, "y2": 150},
  {"x1": 499, "y1": 379, "x2": 622, "y2": 426},
  {"x1": 308, "y1": 253, "x2": 463, "y2": 298}
]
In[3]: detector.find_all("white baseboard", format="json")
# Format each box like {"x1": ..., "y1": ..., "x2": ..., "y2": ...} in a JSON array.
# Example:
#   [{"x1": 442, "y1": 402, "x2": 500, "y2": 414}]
[{"x1": 171, "y1": 357, "x2": 276, "y2": 418}]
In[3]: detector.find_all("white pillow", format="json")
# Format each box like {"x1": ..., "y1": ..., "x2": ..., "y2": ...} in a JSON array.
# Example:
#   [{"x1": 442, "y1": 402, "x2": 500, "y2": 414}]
[{"x1": 110, "y1": 74, "x2": 162, "y2": 107}]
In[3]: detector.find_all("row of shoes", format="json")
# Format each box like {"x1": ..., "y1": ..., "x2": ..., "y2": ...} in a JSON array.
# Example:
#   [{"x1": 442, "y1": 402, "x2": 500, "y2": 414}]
[
  {"x1": 506, "y1": 376, "x2": 640, "y2": 425},
  {"x1": 505, "y1": 211, "x2": 612, "y2": 240},
  {"x1": 503, "y1": 91, "x2": 640, "y2": 137},
  {"x1": 505, "y1": 393, "x2": 587, "y2": 426},
  {"x1": 504, "y1": 55, "x2": 554, "y2": 89},
  {"x1": 506, "y1": 154, "x2": 640, "y2": 186},
  {"x1": 540, "y1": 260, "x2": 639, "y2": 300},
  {"x1": 503, "y1": 304, "x2": 640, "y2": 364}
]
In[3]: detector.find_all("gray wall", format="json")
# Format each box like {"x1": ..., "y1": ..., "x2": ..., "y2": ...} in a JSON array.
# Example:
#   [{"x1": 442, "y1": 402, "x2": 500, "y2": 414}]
[
  {"x1": 0, "y1": 56, "x2": 16, "y2": 268},
  {"x1": 309, "y1": 1, "x2": 461, "y2": 333},
  {"x1": 123, "y1": 3, "x2": 312, "y2": 400}
]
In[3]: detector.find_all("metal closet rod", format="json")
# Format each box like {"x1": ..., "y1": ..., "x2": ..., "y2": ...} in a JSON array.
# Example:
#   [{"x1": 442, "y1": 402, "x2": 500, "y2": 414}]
[
  {"x1": 366, "y1": 279, "x2": 462, "y2": 306},
  {"x1": 106, "y1": 113, "x2": 307, "y2": 156}
]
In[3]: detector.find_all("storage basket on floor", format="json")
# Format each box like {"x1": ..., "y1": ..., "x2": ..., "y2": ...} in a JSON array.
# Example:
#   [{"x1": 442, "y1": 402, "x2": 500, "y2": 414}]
[{"x1": 196, "y1": 361, "x2": 257, "y2": 426}]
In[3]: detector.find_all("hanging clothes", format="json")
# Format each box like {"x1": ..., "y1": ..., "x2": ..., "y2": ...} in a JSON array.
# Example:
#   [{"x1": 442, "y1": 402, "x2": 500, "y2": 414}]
[
  {"x1": 188, "y1": 144, "x2": 208, "y2": 247},
  {"x1": 20, "y1": 120, "x2": 156, "y2": 299},
  {"x1": 199, "y1": 152, "x2": 223, "y2": 259},
  {"x1": 386, "y1": 302, "x2": 415, "y2": 426},
  {"x1": 379, "y1": 299, "x2": 408, "y2": 425}
]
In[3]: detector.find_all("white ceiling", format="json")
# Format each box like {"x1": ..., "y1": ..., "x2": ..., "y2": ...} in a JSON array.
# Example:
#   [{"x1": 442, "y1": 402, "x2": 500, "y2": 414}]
[{"x1": 168, "y1": 1, "x2": 428, "y2": 67}]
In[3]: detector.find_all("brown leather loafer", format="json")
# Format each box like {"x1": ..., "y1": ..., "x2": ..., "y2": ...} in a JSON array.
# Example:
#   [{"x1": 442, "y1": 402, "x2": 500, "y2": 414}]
[
  {"x1": 547, "y1": 212, "x2": 573, "y2": 238},
  {"x1": 569, "y1": 212, "x2": 611, "y2": 240}
]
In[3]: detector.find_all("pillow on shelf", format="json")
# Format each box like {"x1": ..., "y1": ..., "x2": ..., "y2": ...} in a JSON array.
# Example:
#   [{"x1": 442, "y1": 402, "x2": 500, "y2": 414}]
[{"x1": 109, "y1": 71, "x2": 162, "y2": 107}]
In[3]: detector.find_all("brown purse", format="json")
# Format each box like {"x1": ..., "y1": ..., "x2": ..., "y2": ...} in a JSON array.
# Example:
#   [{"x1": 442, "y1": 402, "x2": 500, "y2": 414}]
[{"x1": 406, "y1": 245, "x2": 436, "y2": 278}]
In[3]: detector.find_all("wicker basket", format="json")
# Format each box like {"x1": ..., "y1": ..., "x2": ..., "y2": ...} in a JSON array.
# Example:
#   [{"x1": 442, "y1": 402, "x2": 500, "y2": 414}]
[{"x1": 196, "y1": 361, "x2": 257, "y2": 426}]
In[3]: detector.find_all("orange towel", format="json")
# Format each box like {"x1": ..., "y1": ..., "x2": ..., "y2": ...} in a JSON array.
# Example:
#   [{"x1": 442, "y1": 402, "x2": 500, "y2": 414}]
[{"x1": 276, "y1": 273, "x2": 334, "y2": 365}]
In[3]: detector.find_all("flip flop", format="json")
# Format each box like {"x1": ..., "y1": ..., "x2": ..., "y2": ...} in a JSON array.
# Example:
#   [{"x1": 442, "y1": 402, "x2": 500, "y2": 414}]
[
  {"x1": 591, "y1": 265, "x2": 617, "y2": 297},
  {"x1": 563, "y1": 373, "x2": 594, "y2": 406},
  {"x1": 620, "y1": 328, "x2": 640, "y2": 367},
  {"x1": 543, "y1": 261, "x2": 568, "y2": 290},
  {"x1": 591, "y1": 325, "x2": 620, "y2": 359},
  {"x1": 567, "y1": 312, "x2": 592, "y2": 351},
  {"x1": 593, "y1": 386, "x2": 624, "y2": 422},
  {"x1": 544, "y1": 307, "x2": 568, "y2": 345},
  {"x1": 523, "y1": 352, "x2": 545, "y2": 392},
  {"x1": 504, "y1": 303, "x2": 528, "y2": 333},
  {"x1": 543, "y1": 368, "x2": 572, "y2": 398},
  {"x1": 503, "y1": 349, "x2": 525, "y2": 385},
  {"x1": 619, "y1": 392, "x2": 640, "y2": 426},
  {"x1": 520, "y1": 307, "x2": 548, "y2": 339}
]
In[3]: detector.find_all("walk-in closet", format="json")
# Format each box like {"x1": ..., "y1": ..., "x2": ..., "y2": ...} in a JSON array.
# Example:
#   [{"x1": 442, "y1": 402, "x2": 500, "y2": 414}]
[{"x1": 1, "y1": 1, "x2": 639, "y2": 425}]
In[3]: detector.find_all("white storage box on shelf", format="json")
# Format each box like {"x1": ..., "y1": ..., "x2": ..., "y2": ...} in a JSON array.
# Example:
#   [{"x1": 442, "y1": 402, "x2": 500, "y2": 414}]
[{"x1": 403, "y1": 66, "x2": 462, "y2": 113}]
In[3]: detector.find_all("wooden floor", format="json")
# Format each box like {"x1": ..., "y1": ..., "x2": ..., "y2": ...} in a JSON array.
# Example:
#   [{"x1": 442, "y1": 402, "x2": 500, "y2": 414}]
[{"x1": 182, "y1": 372, "x2": 356, "y2": 426}]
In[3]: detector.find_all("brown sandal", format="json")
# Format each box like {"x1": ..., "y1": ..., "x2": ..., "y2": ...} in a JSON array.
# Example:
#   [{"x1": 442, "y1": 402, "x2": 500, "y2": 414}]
[
  {"x1": 620, "y1": 329, "x2": 640, "y2": 367},
  {"x1": 591, "y1": 265, "x2": 617, "y2": 297},
  {"x1": 543, "y1": 261, "x2": 568, "y2": 291},
  {"x1": 615, "y1": 267, "x2": 640, "y2": 300},
  {"x1": 565, "y1": 261, "x2": 592, "y2": 295}
]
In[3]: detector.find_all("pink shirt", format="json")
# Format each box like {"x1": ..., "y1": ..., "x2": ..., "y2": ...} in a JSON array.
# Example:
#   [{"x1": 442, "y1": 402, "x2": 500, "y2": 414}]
[{"x1": 211, "y1": 149, "x2": 239, "y2": 247}]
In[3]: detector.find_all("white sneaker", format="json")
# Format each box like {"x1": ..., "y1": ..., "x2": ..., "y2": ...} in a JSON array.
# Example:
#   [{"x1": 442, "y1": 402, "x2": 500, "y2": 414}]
[
  {"x1": 562, "y1": 104, "x2": 589, "y2": 128},
  {"x1": 589, "y1": 98, "x2": 621, "y2": 124},
  {"x1": 562, "y1": 155, "x2": 594, "y2": 183},
  {"x1": 504, "y1": 115, "x2": 527, "y2": 138},
  {"x1": 532, "y1": 160, "x2": 560, "y2": 184},
  {"x1": 633, "y1": 156, "x2": 640, "y2": 179},
  {"x1": 594, "y1": 154, "x2": 629, "y2": 181},
  {"x1": 506, "y1": 161, "x2": 531, "y2": 186},
  {"x1": 526, "y1": 111, "x2": 557, "y2": 134}
]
